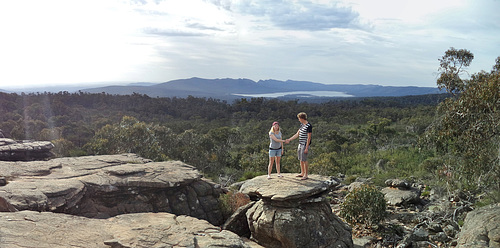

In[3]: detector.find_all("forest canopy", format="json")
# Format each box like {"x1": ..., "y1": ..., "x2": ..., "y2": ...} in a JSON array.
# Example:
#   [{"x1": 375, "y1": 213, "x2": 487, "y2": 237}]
[{"x1": 0, "y1": 90, "x2": 444, "y2": 182}]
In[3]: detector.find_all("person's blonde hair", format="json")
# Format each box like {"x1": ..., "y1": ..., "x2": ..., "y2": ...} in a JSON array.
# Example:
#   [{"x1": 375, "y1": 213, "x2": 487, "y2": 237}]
[
  {"x1": 269, "y1": 125, "x2": 281, "y2": 134},
  {"x1": 297, "y1": 112, "x2": 307, "y2": 120}
]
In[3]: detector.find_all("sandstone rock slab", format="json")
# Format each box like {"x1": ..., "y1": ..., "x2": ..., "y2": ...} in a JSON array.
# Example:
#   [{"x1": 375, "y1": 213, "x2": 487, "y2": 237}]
[
  {"x1": 0, "y1": 154, "x2": 224, "y2": 225},
  {"x1": 0, "y1": 210, "x2": 261, "y2": 248},
  {"x1": 0, "y1": 138, "x2": 54, "y2": 161},
  {"x1": 239, "y1": 174, "x2": 340, "y2": 206}
]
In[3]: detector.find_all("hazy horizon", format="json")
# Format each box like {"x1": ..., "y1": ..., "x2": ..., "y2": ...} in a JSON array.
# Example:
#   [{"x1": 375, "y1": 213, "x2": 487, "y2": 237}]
[{"x1": 0, "y1": 77, "x2": 441, "y2": 93}]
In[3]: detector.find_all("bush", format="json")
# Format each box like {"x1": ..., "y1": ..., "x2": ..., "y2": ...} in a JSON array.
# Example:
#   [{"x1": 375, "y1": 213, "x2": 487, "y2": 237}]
[
  {"x1": 51, "y1": 138, "x2": 75, "y2": 157},
  {"x1": 340, "y1": 185, "x2": 387, "y2": 226},
  {"x1": 219, "y1": 190, "x2": 251, "y2": 219},
  {"x1": 239, "y1": 170, "x2": 265, "y2": 181},
  {"x1": 475, "y1": 190, "x2": 500, "y2": 207}
]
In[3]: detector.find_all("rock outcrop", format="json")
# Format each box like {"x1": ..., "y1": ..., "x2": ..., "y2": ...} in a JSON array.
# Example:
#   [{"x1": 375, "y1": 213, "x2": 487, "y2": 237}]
[
  {"x1": 0, "y1": 138, "x2": 54, "y2": 161},
  {"x1": 0, "y1": 210, "x2": 261, "y2": 248},
  {"x1": 457, "y1": 203, "x2": 500, "y2": 248},
  {"x1": 225, "y1": 174, "x2": 353, "y2": 248},
  {"x1": 0, "y1": 153, "x2": 224, "y2": 225}
]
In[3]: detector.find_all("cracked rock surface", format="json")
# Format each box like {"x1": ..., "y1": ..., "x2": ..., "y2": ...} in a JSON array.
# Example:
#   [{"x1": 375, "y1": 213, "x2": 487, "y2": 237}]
[
  {"x1": 0, "y1": 210, "x2": 260, "y2": 248},
  {"x1": 0, "y1": 153, "x2": 223, "y2": 225}
]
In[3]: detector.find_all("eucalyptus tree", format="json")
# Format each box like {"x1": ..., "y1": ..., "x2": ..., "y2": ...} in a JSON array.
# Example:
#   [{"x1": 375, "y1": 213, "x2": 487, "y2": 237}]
[
  {"x1": 84, "y1": 116, "x2": 172, "y2": 162},
  {"x1": 424, "y1": 48, "x2": 499, "y2": 195}
]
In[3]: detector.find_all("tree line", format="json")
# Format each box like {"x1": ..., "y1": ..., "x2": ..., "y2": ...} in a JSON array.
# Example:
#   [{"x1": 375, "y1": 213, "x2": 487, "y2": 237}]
[{"x1": 0, "y1": 90, "x2": 442, "y2": 178}]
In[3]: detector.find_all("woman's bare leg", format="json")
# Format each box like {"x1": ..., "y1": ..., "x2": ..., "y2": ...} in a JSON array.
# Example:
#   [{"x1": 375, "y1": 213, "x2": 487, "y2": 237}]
[{"x1": 268, "y1": 157, "x2": 275, "y2": 178}]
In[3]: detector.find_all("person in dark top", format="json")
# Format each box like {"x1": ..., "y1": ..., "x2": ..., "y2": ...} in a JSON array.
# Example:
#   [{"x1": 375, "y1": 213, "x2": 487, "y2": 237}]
[{"x1": 286, "y1": 112, "x2": 312, "y2": 180}]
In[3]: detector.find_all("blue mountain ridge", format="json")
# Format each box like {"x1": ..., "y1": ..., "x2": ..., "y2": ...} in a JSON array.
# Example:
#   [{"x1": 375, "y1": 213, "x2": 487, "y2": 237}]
[{"x1": 6, "y1": 77, "x2": 440, "y2": 100}]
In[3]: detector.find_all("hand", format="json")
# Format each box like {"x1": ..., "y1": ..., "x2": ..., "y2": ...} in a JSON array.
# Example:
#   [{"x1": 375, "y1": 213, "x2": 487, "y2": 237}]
[{"x1": 285, "y1": 139, "x2": 290, "y2": 144}]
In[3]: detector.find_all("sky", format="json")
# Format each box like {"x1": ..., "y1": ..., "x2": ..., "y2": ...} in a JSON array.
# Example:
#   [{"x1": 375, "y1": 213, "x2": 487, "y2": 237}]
[{"x1": 0, "y1": 0, "x2": 499, "y2": 90}]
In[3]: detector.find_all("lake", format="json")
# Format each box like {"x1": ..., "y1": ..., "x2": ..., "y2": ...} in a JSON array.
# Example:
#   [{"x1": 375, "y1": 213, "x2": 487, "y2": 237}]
[{"x1": 232, "y1": 91, "x2": 353, "y2": 98}]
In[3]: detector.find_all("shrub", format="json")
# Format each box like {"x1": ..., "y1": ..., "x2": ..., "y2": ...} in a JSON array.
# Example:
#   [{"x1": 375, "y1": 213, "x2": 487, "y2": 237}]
[
  {"x1": 219, "y1": 190, "x2": 251, "y2": 219},
  {"x1": 51, "y1": 138, "x2": 75, "y2": 157},
  {"x1": 344, "y1": 175, "x2": 358, "y2": 185},
  {"x1": 475, "y1": 189, "x2": 500, "y2": 207},
  {"x1": 239, "y1": 170, "x2": 264, "y2": 181},
  {"x1": 340, "y1": 185, "x2": 387, "y2": 226}
]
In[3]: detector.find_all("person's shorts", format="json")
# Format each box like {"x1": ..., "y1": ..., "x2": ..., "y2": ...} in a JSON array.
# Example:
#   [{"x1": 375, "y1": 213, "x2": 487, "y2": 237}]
[
  {"x1": 269, "y1": 148, "x2": 282, "y2": 157},
  {"x1": 297, "y1": 144, "x2": 310, "y2": 161}
]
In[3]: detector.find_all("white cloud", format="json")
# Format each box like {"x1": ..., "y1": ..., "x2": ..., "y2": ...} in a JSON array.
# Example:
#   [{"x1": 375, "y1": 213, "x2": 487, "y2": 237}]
[{"x1": 213, "y1": 0, "x2": 362, "y2": 30}]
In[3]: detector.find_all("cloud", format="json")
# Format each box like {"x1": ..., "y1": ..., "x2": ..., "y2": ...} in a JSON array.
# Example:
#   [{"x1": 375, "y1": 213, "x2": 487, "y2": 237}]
[
  {"x1": 1, "y1": 0, "x2": 499, "y2": 89},
  {"x1": 208, "y1": 0, "x2": 362, "y2": 31},
  {"x1": 186, "y1": 22, "x2": 226, "y2": 31},
  {"x1": 143, "y1": 27, "x2": 209, "y2": 37},
  {"x1": 270, "y1": 2, "x2": 361, "y2": 30}
]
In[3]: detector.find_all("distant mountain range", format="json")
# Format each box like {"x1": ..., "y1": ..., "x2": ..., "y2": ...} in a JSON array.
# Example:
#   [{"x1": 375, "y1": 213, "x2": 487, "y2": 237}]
[
  {"x1": 81, "y1": 77, "x2": 442, "y2": 101},
  {"x1": 1, "y1": 78, "x2": 442, "y2": 101}
]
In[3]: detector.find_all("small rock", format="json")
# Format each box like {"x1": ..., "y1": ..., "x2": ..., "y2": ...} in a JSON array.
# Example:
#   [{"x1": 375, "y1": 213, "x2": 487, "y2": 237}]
[
  {"x1": 385, "y1": 179, "x2": 410, "y2": 189},
  {"x1": 353, "y1": 236, "x2": 375, "y2": 247},
  {"x1": 412, "y1": 227, "x2": 429, "y2": 242},
  {"x1": 427, "y1": 222, "x2": 443, "y2": 233},
  {"x1": 430, "y1": 232, "x2": 449, "y2": 243},
  {"x1": 443, "y1": 224, "x2": 458, "y2": 237},
  {"x1": 414, "y1": 241, "x2": 434, "y2": 248}
]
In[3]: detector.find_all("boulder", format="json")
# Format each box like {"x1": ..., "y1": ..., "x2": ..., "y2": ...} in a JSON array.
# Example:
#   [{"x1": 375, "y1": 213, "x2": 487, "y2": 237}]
[
  {"x1": 228, "y1": 174, "x2": 353, "y2": 248},
  {"x1": 0, "y1": 138, "x2": 54, "y2": 161},
  {"x1": 223, "y1": 201, "x2": 256, "y2": 238},
  {"x1": 0, "y1": 210, "x2": 262, "y2": 248},
  {"x1": 0, "y1": 153, "x2": 224, "y2": 225},
  {"x1": 457, "y1": 203, "x2": 500, "y2": 248},
  {"x1": 347, "y1": 181, "x2": 366, "y2": 192},
  {"x1": 381, "y1": 186, "x2": 421, "y2": 206},
  {"x1": 0, "y1": 196, "x2": 17, "y2": 212},
  {"x1": 246, "y1": 199, "x2": 352, "y2": 248}
]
